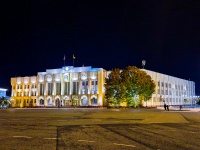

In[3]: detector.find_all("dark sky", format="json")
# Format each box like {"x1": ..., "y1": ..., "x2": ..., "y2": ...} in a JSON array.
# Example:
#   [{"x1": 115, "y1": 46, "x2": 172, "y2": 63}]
[{"x1": 0, "y1": 0, "x2": 200, "y2": 95}]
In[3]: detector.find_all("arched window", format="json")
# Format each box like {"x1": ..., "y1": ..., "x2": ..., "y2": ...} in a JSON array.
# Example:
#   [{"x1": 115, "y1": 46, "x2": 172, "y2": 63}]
[
  {"x1": 91, "y1": 97, "x2": 97, "y2": 105},
  {"x1": 48, "y1": 99, "x2": 52, "y2": 105},
  {"x1": 40, "y1": 99, "x2": 44, "y2": 105},
  {"x1": 81, "y1": 97, "x2": 88, "y2": 106}
]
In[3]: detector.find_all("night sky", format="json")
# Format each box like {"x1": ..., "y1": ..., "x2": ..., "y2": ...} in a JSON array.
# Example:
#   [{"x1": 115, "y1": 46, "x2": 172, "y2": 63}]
[{"x1": 1, "y1": 0, "x2": 200, "y2": 95}]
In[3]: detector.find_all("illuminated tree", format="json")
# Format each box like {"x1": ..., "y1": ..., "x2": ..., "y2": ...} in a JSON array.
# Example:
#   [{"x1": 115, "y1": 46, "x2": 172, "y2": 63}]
[
  {"x1": 121, "y1": 66, "x2": 155, "y2": 107},
  {"x1": 183, "y1": 98, "x2": 188, "y2": 106},
  {"x1": 105, "y1": 68, "x2": 123, "y2": 106},
  {"x1": 196, "y1": 98, "x2": 200, "y2": 105},
  {"x1": 0, "y1": 96, "x2": 10, "y2": 107},
  {"x1": 105, "y1": 66, "x2": 155, "y2": 107}
]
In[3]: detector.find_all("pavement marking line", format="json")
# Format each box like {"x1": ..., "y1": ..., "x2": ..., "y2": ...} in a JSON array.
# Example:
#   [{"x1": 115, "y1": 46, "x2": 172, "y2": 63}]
[
  {"x1": 13, "y1": 136, "x2": 32, "y2": 139},
  {"x1": 78, "y1": 140, "x2": 96, "y2": 143},
  {"x1": 113, "y1": 143, "x2": 135, "y2": 148},
  {"x1": 44, "y1": 138, "x2": 61, "y2": 140}
]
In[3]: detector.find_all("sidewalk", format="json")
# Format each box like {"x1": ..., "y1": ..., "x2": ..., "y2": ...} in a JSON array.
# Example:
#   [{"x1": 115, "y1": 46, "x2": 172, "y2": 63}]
[{"x1": 157, "y1": 106, "x2": 200, "y2": 112}]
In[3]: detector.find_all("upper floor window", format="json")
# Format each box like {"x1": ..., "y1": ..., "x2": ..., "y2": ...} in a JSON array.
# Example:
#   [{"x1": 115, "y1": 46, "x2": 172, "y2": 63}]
[{"x1": 56, "y1": 82, "x2": 61, "y2": 95}]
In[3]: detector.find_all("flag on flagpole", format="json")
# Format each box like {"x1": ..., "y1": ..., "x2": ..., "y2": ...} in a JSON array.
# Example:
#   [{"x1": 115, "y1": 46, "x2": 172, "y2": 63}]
[
  {"x1": 63, "y1": 54, "x2": 66, "y2": 61},
  {"x1": 73, "y1": 54, "x2": 76, "y2": 59}
]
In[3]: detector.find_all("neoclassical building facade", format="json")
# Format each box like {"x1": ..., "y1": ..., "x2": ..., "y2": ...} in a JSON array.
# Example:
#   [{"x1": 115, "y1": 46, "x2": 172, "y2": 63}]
[
  {"x1": 10, "y1": 66, "x2": 195, "y2": 107},
  {"x1": 10, "y1": 66, "x2": 106, "y2": 108}
]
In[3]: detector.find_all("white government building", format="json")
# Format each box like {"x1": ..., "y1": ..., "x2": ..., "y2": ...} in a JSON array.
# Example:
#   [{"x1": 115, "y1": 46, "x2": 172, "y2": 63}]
[
  {"x1": 10, "y1": 66, "x2": 195, "y2": 107},
  {"x1": 142, "y1": 69, "x2": 195, "y2": 107}
]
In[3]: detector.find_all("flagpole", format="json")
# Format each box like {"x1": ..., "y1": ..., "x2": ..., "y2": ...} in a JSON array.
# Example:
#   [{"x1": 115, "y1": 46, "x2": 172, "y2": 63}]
[
  {"x1": 63, "y1": 54, "x2": 65, "y2": 66},
  {"x1": 73, "y1": 54, "x2": 76, "y2": 68},
  {"x1": 73, "y1": 57, "x2": 74, "y2": 68}
]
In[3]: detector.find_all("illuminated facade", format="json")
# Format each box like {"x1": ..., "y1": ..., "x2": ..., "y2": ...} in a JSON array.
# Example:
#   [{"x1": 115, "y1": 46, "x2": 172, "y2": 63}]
[
  {"x1": 142, "y1": 69, "x2": 195, "y2": 106},
  {"x1": 0, "y1": 88, "x2": 7, "y2": 97},
  {"x1": 10, "y1": 66, "x2": 195, "y2": 107},
  {"x1": 10, "y1": 66, "x2": 106, "y2": 108},
  {"x1": 106, "y1": 69, "x2": 195, "y2": 107}
]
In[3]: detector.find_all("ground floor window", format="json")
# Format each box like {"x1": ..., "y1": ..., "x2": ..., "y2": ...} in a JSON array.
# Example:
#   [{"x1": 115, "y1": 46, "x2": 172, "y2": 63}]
[
  {"x1": 91, "y1": 98, "x2": 97, "y2": 105},
  {"x1": 73, "y1": 100, "x2": 78, "y2": 106},
  {"x1": 48, "y1": 99, "x2": 52, "y2": 105},
  {"x1": 65, "y1": 100, "x2": 71, "y2": 106},
  {"x1": 82, "y1": 97, "x2": 88, "y2": 106},
  {"x1": 40, "y1": 99, "x2": 44, "y2": 105}
]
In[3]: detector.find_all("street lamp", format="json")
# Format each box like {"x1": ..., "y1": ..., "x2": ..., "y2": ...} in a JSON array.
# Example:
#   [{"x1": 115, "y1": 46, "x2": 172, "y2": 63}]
[{"x1": 142, "y1": 60, "x2": 146, "y2": 69}]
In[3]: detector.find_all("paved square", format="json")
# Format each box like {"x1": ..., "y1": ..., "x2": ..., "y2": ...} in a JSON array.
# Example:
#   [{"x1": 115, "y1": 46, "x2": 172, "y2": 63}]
[{"x1": 0, "y1": 108, "x2": 200, "y2": 149}]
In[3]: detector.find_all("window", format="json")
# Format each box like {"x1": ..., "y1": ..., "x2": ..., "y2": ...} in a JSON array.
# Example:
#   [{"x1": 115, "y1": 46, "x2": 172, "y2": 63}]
[
  {"x1": 91, "y1": 97, "x2": 97, "y2": 105},
  {"x1": 56, "y1": 82, "x2": 61, "y2": 95},
  {"x1": 91, "y1": 80, "x2": 98, "y2": 94},
  {"x1": 81, "y1": 81, "x2": 88, "y2": 94},
  {"x1": 40, "y1": 99, "x2": 44, "y2": 105},
  {"x1": 157, "y1": 89, "x2": 160, "y2": 94},
  {"x1": 64, "y1": 82, "x2": 70, "y2": 95},
  {"x1": 48, "y1": 83, "x2": 53, "y2": 95},
  {"x1": 161, "y1": 90, "x2": 164, "y2": 95},
  {"x1": 39, "y1": 84, "x2": 44, "y2": 96},
  {"x1": 169, "y1": 91, "x2": 172, "y2": 95},
  {"x1": 72, "y1": 82, "x2": 79, "y2": 94}
]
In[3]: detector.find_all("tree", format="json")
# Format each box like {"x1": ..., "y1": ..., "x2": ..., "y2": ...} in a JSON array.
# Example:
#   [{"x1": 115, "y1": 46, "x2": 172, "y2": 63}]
[
  {"x1": 183, "y1": 98, "x2": 188, "y2": 106},
  {"x1": 0, "y1": 96, "x2": 10, "y2": 107},
  {"x1": 196, "y1": 98, "x2": 200, "y2": 105},
  {"x1": 120, "y1": 66, "x2": 141, "y2": 107},
  {"x1": 121, "y1": 66, "x2": 155, "y2": 107},
  {"x1": 139, "y1": 75, "x2": 156, "y2": 107},
  {"x1": 104, "y1": 66, "x2": 156, "y2": 107},
  {"x1": 105, "y1": 68, "x2": 123, "y2": 106}
]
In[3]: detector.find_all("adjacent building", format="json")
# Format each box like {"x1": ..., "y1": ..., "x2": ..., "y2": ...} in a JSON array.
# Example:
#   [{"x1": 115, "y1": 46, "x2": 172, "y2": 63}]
[
  {"x1": 10, "y1": 66, "x2": 195, "y2": 107},
  {"x1": 0, "y1": 88, "x2": 7, "y2": 98},
  {"x1": 142, "y1": 69, "x2": 195, "y2": 106}
]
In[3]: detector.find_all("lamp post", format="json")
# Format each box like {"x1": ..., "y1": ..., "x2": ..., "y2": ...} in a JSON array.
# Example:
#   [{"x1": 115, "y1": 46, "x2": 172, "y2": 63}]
[{"x1": 142, "y1": 60, "x2": 146, "y2": 69}]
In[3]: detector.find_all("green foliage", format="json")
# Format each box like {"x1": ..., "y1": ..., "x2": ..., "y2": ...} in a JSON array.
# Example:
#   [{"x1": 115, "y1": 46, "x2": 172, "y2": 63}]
[
  {"x1": 183, "y1": 98, "x2": 188, "y2": 106},
  {"x1": 196, "y1": 98, "x2": 200, "y2": 105},
  {"x1": 184, "y1": 98, "x2": 188, "y2": 103},
  {"x1": 104, "y1": 66, "x2": 156, "y2": 107},
  {"x1": 29, "y1": 99, "x2": 33, "y2": 107},
  {"x1": 0, "y1": 96, "x2": 10, "y2": 106}
]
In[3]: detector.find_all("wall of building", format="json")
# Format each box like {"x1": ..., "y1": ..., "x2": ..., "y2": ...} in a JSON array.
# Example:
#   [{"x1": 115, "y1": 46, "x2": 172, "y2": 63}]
[
  {"x1": 10, "y1": 66, "x2": 195, "y2": 108},
  {"x1": 10, "y1": 66, "x2": 106, "y2": 108},
  {"x1": 0, "y1": 88, "x2": 7, "y2": 97},
  {"x1": 143, "y1": 69, "x2": 195, "y2": 107},
  {"x1": 106, "y1": 69, "x2": 195, "y2": 107}
]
